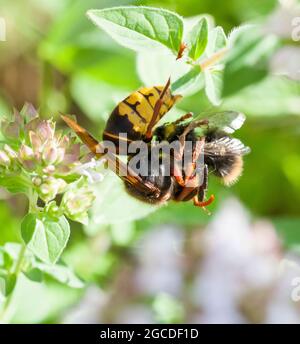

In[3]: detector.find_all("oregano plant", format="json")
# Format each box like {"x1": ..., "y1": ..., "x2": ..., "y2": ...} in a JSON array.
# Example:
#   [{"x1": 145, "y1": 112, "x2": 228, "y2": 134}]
[
  {"x1": 87, "y1": 6, "x2": 278, "y2": 104},
  {"x1": 0, "y1": 104, "x2": 98, "y2": 321}
]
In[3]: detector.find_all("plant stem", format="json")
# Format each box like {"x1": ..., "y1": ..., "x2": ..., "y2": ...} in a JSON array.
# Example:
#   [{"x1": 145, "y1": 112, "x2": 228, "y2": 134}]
[
  {"x1": 0, "y1": 188, "x2": 37, "y2": 323},
  {"x1": 199, "y1": 48, "x2": 228, "y2": 70},
  {"x1": 14, "y1": 244, "x2": 26, "y2": 276},
  {"x1": 29, "y1": 188, "x2": 39, "y2": 213}
]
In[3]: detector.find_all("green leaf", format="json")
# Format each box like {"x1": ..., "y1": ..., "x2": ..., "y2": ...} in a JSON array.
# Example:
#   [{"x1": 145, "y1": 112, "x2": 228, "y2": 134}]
[
  {"x1": 6, "y1": 274, "x2": 17, "y2": 296},
  {"x1": 227, "y1": 25, "x2": 253, "y2": 47},
  {"x1": 1, "y1": 243, "x2": 40, "y2": 285},
  {"x1": 34, "y1": 262, "x2": 84, "y2": 289},
  {"x1": 204, "y1": 70, "x2": 223, "y2": 106},
  {"x1": 0, "y1": 175, "x2": 29, "y2": 194},
  {"x1": 88, "y1": 171, "x2": 157, "y2": 226},
  {"x1": 0, "y1": 247, "x2": 14, "y2": 270},
  {"x1": 110, "y1": 222, "x2": 135, "y2": 246},
  {"x1": 0, "y1": 273, "x2": 17, "y2": 296},
  {"x1": 183, "y1": 14, "x2": 214, "y2": 36},
  {"x1": 0, "y1": 276, "x2": 5, "y2": 296},
  {"x1": 187, "y1": 18, "x2": 208, "y2": 61},
  {"x1": 21, "y1": 214, "x2": 70, "y2": 264},
  {"x1": 206, "y1": 26, "x2": 227, "y2": 56},
  {"x1": 171, "y1": 65, "x2": 204, "y2": 95},
  {"x1": 24, "y1": 268, "x2": 44, "y2": 283},
  {"x1": 3, "y1": 243, "x2": 24, "y2": 261},
  {"x1": 222, "y1": 28, "x2": 278, "y2": 97},
  {"x1": 87, "y1": 6, "x2": 184, "y2": 54},
  {"x1": 137, "y1": 50, "x2": 190, "y2": 87},
  {"x1": 10, "y1": 274, "x2": 81, "y2": 324}
]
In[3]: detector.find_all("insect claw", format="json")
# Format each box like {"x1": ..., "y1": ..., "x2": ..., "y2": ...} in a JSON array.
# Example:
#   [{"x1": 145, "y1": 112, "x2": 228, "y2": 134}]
[{"x1": 194, "y1": 194, "x2": 215, "y2": 209}]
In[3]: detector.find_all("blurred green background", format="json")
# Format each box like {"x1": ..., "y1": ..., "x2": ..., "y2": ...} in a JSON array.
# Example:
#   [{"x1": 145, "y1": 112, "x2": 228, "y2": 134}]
[{"x1": 0, "y1": 0, "x2": 300, "y2": 323}]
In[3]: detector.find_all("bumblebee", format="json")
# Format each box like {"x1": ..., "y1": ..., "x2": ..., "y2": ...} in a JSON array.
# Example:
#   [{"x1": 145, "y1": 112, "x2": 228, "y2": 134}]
[
  {"x1": 62, "y1": 81, "x2": 250, "y2": 211},
  {"x1": 154, "y1": 111, "x2": 250, "y2": 186},
  {"x1": 123, "y1": 111, "x2": 250, "y2": 209}
]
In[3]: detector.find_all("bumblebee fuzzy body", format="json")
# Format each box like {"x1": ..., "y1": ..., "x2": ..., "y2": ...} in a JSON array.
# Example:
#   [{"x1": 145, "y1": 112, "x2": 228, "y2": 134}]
[
  {"x1": 103, "y1": 85, "x2": 181, "y2": 153},
  {"x1": 204, "y1": 131, "x2": 248, "y2": 185},
  {"x1": 154, "y1": 122, "x2": 250, "y2": 190}
]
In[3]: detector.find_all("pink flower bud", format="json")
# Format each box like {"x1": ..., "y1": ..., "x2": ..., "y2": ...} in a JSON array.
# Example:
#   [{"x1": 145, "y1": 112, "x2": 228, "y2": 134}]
[
  {"x1": 43, "y1": 165, "x2": 55, "y2": 174},
  {"x1": 59, "y1": 135, "x2": 70, "y2": 149},
  {"x1": 29, "y1": 131, "x2": 42, "y2": 152},
  {"x1": 32, "y1": 176, "x2": 42, "y2": 186},
  {"x1": 40, "y1": 183, "x2": 50, "y2": 195},
  {"x1": 36, "y1": 120, "x2": 55, "y2": 141},
  {"x1": 0, "y1": 150, "x2": 10, "y2": 167},
  {"x1": 22, "y1": 160, "x2": 36, "y2": 171},
  {"x1": 42, "y1": 145, "x2": 58, "y2": 165},
  {"x1": 19, "y1": 144, "x2": 34, "y2": 161},
  {"x1": 56, "y1": 178, "x2": 67, "y2": 193},
  {"x1": 21, "y1": 102, "x2": 39, "y2": 121},
  {"x1": 55, "y1": 148, "x2": 65, "y2": 164},
  {"x1": 4, "y1": 144, "x2": 17, "y2": 159}
]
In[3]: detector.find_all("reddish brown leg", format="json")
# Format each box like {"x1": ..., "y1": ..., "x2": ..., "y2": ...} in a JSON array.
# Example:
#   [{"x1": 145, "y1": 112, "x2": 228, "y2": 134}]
[
  {"x1": 172, "y1": 119, "x2": 206, "y2": 190},
  {"x1": 193, "y1": 194, "x2": 215, "y2": 215},
  {"x1": 145, "y1": 78, "x2": 171, "y2": 140},
  {"x1": 175, "y1": 162, "x2": 215, "y2": 212},
  {"x1": 172, "y1": 117, "x2": 213, "y2": 211},
  {"x1": 171, "y1": 113, "x2": 194, "y2": 187},
  {"x1": 174, "y1": 164, "x2": 214, "y2": 213},
  {"x1": 174, "y1": 112, "x2": 193, "y2": 125},
  {"x1": 177, "y1": 119, "x2": 208, "y2": 162},
  {"x1": 193, "y1": 165, "x2": 215, "y2": 212},
  {"x1": 183, "y1": 138, "x2": 205, "y2": 185},
  {"x1": 174, "y1": 161, "x2": 202, "y2": 202},
  {"x1": 179, "y1": 119, "x2": 209, "y2": 146},
  {"x1": 194, "y1": 194, "x2": 215, "y2": 207},
  {"x1": 172, "y1": 163, "x2": 185, "y2": 187},
  {"x1": 174, "y1": 184, "x2": 197, "y2": 202}
]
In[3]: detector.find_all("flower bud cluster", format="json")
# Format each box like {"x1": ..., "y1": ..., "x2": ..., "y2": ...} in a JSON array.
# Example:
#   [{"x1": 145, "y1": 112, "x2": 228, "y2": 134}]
[{"x1": 0, "y1": 104, "x2": 99, "y2": 224}]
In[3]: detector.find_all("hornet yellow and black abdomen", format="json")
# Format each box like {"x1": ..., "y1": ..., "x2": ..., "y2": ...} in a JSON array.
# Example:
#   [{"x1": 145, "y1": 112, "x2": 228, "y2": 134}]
[{"x1": 103, "y1": 85, "x2": 181, "y2": 154}]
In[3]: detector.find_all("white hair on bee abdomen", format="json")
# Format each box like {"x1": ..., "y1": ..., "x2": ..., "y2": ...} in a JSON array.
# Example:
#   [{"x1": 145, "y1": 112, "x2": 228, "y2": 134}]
[{"x1": 204, "y1": 136, "x2": 250, "y2": 186}]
